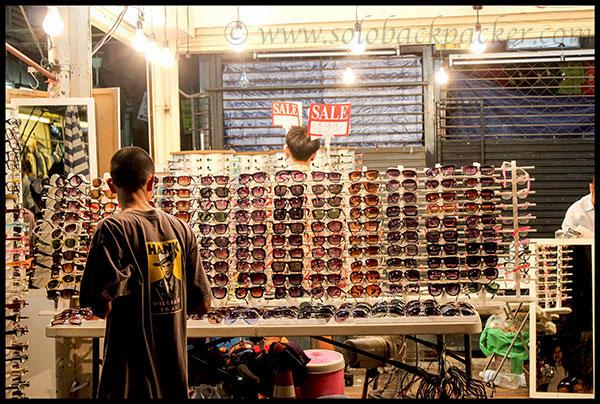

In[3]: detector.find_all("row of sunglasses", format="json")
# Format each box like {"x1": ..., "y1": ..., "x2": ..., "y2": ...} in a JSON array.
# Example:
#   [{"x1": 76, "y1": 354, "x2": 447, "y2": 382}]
[
  {"x1": 191, "y1": 299, "x2": 478, "y2": 324},
  {"x1": 159, "y1": 164, "x2": 496, "y2": 187}
]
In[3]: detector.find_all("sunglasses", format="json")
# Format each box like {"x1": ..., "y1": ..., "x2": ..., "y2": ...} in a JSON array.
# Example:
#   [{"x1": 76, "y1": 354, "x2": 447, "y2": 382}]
[
  {"x1": 425, "y1": 178, "x2": 456, "y2": 190},
  {"x1": 312, "y1": 221, "x2": 344, "y2": 233},
  {"x1": 45, "y1": 274, "x2": 77, "y2": 290},
  {"x1": 425, "y1": 165, "x2": 456, "y2": 178},
  {"x1": 349, "y1": 246, "x2": 380, "y2": 258},
  {"x1": 387, "y1": 244, "x2": 419, "y2": 256},
  {"x1": 466, "y1": 255, "x2": 499, "y2": 268},
  {"x1": 349, "y1": 207, "x2": 379, "y2": 220},
  {"x1": 238, "y1": 172, "x2": 268, "y2": 184},
  {"x1": 465, "y1": 242, "x2": 498, "y2": 254},
  {"x1": 237, "y1": 186, "x2": 268, "y2": 198},
  {"x1": 464, "y1": 202, "x2": 496, "y2": 214},
  {"x1": 234, "y1": 286, "x2": 266, "y2": 299},
  {"x1": 237, "y1": 272, "x2": 268, "y2": 286},
  {"x1": 463, "y1": 177, "x2": 495, "y2": 188},
  {"x1": 386, "y1": 192, "x2": 417, "y2": 204},
  {"x1": 311, "y1": 184, "x2": 344, "y2": 195},
  {"x1": 426, "y1": 243, "x2": 459, "y2": 256},
  {"x1": 275, "y1": 286, "x2": 305, "y2": 299},
  {"x1": 311, "y1": 196, "x2": 343, "y2": 208},
  {"x1": 273, "y1": 207, "x2": 304, "y2": 221},
  {"x1": 274, "y1": 197, "x2": 304, "y2": 209},
  {"x1": 464, "y1": 189, "x2": 495, "y2": 201},
  {"x1": 162, "y1": 175, "x2": 195, "y2": 187},
  {"x1": 200, "y1": 175, "x2": 230, "y2": 186},
  {"x1": 309, "y1": 273, "x2": 342, "y2": 285},
  {"x1": 425, "y1": 229, "x2": 458, "y2": 243},
  {"x1": 202, "y1": 261, "x2": 230, "y2": 273},
  {"x1": 209, "y1": 273, "x2": 230, "y2": 287},
  {"x1": 199, "y1": 248, "x2": 230, "y2": 260},
  {"x1": 427, "y1": 282, "x2": 461, "y2": 297},
  {"x1": 349, "y1": 270, "x2": 381, "y2": 284},
  {"x1": 199, "y1": 236, "x2": 231, "y2": 249},
  {"x1": 349, "y1": 194, "x2": 379, "y2": 207},
  {"x1": 386, "y1": 257, "x2": 417, "y2": 268},
  {"x1": 426, "y1": 256, "x2": 459, "y2": 269},
  {"x1": 313, "y1": 208, "x2": 343, "y2": 220},
  {"x1": 47, "y1": 288, "x2": 79, "y2": 300},
  {"x1": 272, "y1": 273, "x2": 304, "y2": 286},
  {"x1": 273, "y1": 247, "x2": 304, "y2": 259},
  {"x1": 349, "y1": 284, "x2": 382, "y2": 298},
  {"x1": 271, "y1": 234, "x2": 303, "y2": 247},
  {"x1": 275, "y1": 184, "x2": 305, "y2": 197},
  {"x1": 236, "y1": 247, "x2": 268, "y2": 261},
  {"x1": 349, "y1": 182, "x2": 380, "y2": 195},
  {"x1": 196, "y1": 223, "x2": 229, "y2": 235},
  {"x1": 236, "y1": 261, "x2": 266, "y2": 273},
  {"x1": 236, "y1": 223, "x2": 267, "y2": 235},
  {"x1": 386, "y1": 231, "x2": 419, "y2": 243},
  {"x1": 467, "y1": 267, "x2": 499, "y2": 281},
  {"x1": 462, "y1": 165, "x2": 495, "y2": 176},
  {"x1": 236, "y1": 209, "x2": 269, "y2": 222},
  {"x1": 350, "y1": 258, "x2": 381, "y2": 271},
  {"x1": 388, "y1": 218, "x2": 419, "y2": 231},
  {"x1": 275, "y1": 170, "x2": 307, "y2": 183},
  {"x1": 465, "y1": 214, "x2": 496, "y2": 228},
  {"x1": 313, "y1": 234, "x2": 345, "y2": 246},
  {"x1": 311, "y1": 258, "x2": 343, "y2": 272},
  {"x1": 425, "y1": 216, "x2": 458, "y2": 229},
  {"x1": 271, "y1": 260, "x2": 304, "y2": 273},
  {"x1": 349, "y1": 234, "x2": 380, "y2": 246},
  {"x1": 427, "y1": 203, "x2": 458, "y2": 215},
  {"x1": 349, "y1": 170, "x2": 379, "y2": 182},
  {"x1": 464, "y1": 281, "x2": 500, "y2": 295},
  {"x1": 311, "y1": 171, "x2": 342, "y2": 182},
  {"x1": 426, "y1": 192, "x2": 456, "y2": 203},
  {"x1": 311, "y1": 246, "x2": 343, "y2": 259},
  {"x1": 426, "y1": 269, "x2": 460, "y2": 281},
  {"x1": 273, "y1": 222, "x2": 306, "y2": 234}
]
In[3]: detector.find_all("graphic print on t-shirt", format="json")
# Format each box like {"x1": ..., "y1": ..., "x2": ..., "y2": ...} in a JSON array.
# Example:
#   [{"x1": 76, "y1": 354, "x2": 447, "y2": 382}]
[{"x1": 147, "y1": 240, "x2": 183, "y2": 314}]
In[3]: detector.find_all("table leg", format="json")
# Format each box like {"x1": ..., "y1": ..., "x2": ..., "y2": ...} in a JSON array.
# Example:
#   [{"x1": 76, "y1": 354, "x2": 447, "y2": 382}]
[
  {"x1": 92, "y1": 338, "x2": 99, "y2": 398},
  {"x1": 464, "y1": 334, "x2": 472, "y2": 377}
]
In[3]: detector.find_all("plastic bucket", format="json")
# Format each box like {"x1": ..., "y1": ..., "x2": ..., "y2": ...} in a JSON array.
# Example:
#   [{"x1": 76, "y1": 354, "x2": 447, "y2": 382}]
[{"x1": 296, "y1": 349, "x2": 345, "y2": 399}]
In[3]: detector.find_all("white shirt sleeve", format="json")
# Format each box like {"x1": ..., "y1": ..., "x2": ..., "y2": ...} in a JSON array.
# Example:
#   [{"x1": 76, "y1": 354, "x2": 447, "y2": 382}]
[{"x1": 561, "y1": 194, "x2": 594, "y2": 238}]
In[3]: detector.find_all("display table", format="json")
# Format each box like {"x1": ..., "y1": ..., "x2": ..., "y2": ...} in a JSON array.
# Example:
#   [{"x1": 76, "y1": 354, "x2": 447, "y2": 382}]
[{"x1": 46, "y1": 316, "x2": 481, "y2": 397}]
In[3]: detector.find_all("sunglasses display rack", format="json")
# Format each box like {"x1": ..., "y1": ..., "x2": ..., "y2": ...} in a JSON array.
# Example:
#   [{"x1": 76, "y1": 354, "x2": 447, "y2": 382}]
[
  {"x1": 533, "y1": 244, "x2": 572, "y2": 311},
  {"x1": 148, "y1": 160, "x2": 534, "y2": 318},
  {"x1": 32, "y1": 174, "x2": 122, "y2": 308},
  {"x1": 5, "y1": 118, "x2": 32, "y2": 398}
]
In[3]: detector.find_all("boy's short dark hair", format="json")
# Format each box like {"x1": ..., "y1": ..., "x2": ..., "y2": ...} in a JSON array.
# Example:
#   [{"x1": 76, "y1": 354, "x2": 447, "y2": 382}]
[
  {"x1": 110, "y1": 146, "x2": 155, "y2": 192},
  {"x1": 285, "y1": 126, "x2": 320, "y2": 162}
]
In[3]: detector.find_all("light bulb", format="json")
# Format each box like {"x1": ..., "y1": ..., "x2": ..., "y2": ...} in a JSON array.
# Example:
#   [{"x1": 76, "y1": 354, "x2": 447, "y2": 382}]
[
  {"x1": 146, "y1": 34, "x2": 161, "y2": 63},
  {"x1": 239, "y1": 67, "x2": 249, "y2": 87},
  {"x1": 343, "y1": 66, "x2": 355, "y2": 84},
  {"x1": 435, "y1": 66, "x2": 448, "y2": 84},
  {"x1": 160, "y1": 41, "x2": 174, "y2": 67},
  {"x1": 132, "y1": 21, "x2": 147, "y2": 52},
  {"x1": 470, "y1": 30, "x2": 487, "y2": 54},
  {"x1": 349, "y1": 24, "x2": 366, "y2": 55},
  {"x1": 231, "y1": 22, "x2": 247, "y2": 52},
  {"x1": 42, "y1": 6, "x2": 64, "y2": 37}
]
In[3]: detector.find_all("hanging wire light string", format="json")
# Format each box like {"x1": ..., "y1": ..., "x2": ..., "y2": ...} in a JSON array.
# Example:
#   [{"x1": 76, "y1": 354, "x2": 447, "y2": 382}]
[
  {"x1": 186, "y1": 6, "x2": 190, "y2": 58},
  {"x1": 92, "y1": 6, "x2": 128, "y2": 56},
  {"x1": 18, "y1": 6, "x2": 45, "y2": 62}
]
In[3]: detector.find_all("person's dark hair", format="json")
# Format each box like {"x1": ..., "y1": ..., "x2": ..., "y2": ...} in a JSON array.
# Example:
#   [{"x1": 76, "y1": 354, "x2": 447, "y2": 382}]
[
  {"x1": 110, "y1": 146, "x2": 155, "y2": 192},
  {"x1": 285, "y1": 126, "x2": 320, "y2": 162},
  {"x1": 22, "y1": 159, "x2": 33, "y2": 175}
]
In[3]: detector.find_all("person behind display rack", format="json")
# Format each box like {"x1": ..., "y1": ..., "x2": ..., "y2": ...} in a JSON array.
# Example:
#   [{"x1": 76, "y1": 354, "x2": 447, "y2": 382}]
[
  {"x1": 80, "y1": 146, "x2": 212, "y2": 399},
  {"x1": 560, "y1": 174, "x2": 594, "y2": 238},
  {"x1": 284, "y1": 125, "x2": 320, "y2": 172}
]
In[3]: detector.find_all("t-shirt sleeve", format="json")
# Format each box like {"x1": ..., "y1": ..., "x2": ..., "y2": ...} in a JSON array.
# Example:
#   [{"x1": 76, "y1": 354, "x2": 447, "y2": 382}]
[
  {"x1": 80, "y1": 220, "x2": 130, "y2": 317},
  {"x1": 184, "y1": 226, "x2": 212, "y2": 313}
]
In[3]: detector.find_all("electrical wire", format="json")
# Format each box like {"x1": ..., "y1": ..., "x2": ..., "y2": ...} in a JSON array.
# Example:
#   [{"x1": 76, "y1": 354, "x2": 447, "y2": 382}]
[
  {"x1": 92, "y1": 6, "x2": 128, "y2": 56},
  {"x1": 18, "y1": 6, "x2": 45, "y2": 62}
]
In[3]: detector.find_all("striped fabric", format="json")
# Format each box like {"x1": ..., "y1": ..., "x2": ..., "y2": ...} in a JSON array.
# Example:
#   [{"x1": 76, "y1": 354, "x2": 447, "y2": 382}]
[{"x1": 64, "y1": 106, "x2": 89, "y2": 177}]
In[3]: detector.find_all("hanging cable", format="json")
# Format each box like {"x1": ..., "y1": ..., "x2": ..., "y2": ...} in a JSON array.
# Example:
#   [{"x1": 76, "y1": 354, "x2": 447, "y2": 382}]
[
  {"x1": 92, "y1": 6, "x2": 128, "y2": 56},
  {"x1": 186, "y1": 6, "x2": 190, "y2": 58},
  {"x1": 18, "y1": 6, "x2": 45, "y2": 62}
]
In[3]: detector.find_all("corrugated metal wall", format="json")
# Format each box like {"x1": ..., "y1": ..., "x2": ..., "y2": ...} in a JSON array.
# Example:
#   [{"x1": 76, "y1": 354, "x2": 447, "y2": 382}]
[{"x1": 440, "y1": 59, "x2": 595, "y2": 238}]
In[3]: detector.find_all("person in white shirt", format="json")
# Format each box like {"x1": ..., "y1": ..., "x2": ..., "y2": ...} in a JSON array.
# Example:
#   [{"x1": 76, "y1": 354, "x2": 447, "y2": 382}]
[{"x1": 561, "y1": 175, "x2": 594, "y2": 238}]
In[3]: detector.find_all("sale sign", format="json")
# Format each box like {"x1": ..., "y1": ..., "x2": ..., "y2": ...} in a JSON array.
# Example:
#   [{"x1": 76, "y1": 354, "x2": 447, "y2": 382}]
[
  {"x1": 271, "y1": 101, "x2": 302, "y2": 129},
  {"x1": 307, "y1": 103, "x2": 351, "y2": 137}
]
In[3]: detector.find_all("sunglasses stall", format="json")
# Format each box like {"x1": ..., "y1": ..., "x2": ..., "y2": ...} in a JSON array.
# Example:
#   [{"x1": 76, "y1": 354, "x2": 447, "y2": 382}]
[{"x1": 5, "y1": 117, "x2": 34, "y2": 399}]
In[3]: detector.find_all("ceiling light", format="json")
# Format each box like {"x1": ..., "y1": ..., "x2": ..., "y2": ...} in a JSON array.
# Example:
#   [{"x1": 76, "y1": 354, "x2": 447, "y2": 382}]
[
  {"x1": 42, "y1": 6, "x2": 64, "y2": 37},
  {"x1": 132, "y1": 20, "x2": 148, "y2": 52},
  {"x1": 146, "y1": 34, "x2": 161, "y2": 63},
  {"x1": 343, "y1": 66, "x2": 355, "y2": 84},
  {"x1": 231, "y1": 21, "x2": 247, "y2": 52},
  {"x1": 470, "y1": 6, "x2": 486, "y2": 54},
  {"x1": 348, "y1": 7, "x2": 366, "y2": 55},
  {"x1": 160, "y1": 41, "x2": 174, "y2": 67},
  {"x1": 435, "y1": 66, "x2": 448, "y2": 85}
]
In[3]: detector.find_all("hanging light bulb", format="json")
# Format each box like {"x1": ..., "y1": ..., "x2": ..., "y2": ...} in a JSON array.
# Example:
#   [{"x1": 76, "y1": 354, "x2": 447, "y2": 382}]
[
  {"x1": 160, "y1": 41, "x2": 174, "y2": 67},
  {"x1": 436, "y1": 66, "x2": 448, "y2": 85},
  {"x1": 349, "y1": 23, "x2": 366, "y2": 55},
  {"x1": 239, "y1": 66, "x2": 249, "y2": 87},
  {"x1": 146, "y1": 34, "x2": 161, "y2": 63},
  {"x1": 132, "y1": 20, "x2": 148, "y2": 52},
  {"x1": 470, "y1": 6, "x2": 486, "y2": 54},
  {"x1": 42, "y1": 6, "x2": 64, "y2": 37},
  {"x1": 231, "y1": 21, "x2": 247, "y2": 52},
  {"x1": 343, "y1": 65, "x2": 355, "y2": 84}
]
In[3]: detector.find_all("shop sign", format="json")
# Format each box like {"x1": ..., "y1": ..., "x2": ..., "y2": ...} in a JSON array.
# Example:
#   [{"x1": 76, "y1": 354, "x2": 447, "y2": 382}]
[
  {"x1": 271, "y1": 101, "x2": 302, "y2": 129},
  {"x1": 307, "y1": 102, "x2": 351, "y2": 138}
]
